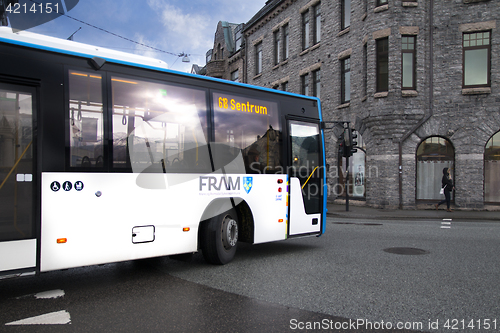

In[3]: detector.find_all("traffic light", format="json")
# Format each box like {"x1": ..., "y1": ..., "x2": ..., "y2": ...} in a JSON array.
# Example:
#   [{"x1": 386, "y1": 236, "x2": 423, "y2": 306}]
[
  {"x1": 350, "y1": 128, "x2": 357, "y2": 146},
  {"x1": 342, "y1": 128, "x2": 358, "y2": 157},
  {"x1": 350, "y1": 128, "x2": 358, "y2": 155},
  {"x1": 344, "y1": 128, "x2": 351, "y2": 147},
  {"x1": 338, "y1": 134, "x2": 346, "y2": 157}
]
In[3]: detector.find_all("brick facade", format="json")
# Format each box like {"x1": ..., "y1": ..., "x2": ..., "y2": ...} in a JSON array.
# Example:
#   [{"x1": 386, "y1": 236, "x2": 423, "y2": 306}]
[{"x1": 205, "y1": 0, "x2": 500, "y2": 210}]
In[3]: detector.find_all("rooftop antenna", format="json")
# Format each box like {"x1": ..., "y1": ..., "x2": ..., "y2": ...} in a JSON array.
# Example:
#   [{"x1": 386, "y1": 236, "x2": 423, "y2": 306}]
[{"x1": 67, "y1": 27, "x2": 82, "y2": 40}]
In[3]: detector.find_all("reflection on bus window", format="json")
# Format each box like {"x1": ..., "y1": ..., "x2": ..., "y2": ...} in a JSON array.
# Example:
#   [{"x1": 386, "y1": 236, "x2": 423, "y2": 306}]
[
  {"x1": 68, "y1": 71, "x2": 104, "y2": 168},
  {"x1": 111, "y1": 76, "x2": 209, "y2": 173},
  {"x1": 212, "y1": 92, "x2": 282, "y2": 174}
]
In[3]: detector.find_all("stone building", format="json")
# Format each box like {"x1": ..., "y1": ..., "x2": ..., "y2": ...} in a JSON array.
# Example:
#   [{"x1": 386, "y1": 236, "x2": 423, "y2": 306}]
[
  {"x1": 193, "y1": 21, "x2": 245, "y2": 82},
  {"x1": 204, "y1": 0, "x2": 500, "y2": 210}
]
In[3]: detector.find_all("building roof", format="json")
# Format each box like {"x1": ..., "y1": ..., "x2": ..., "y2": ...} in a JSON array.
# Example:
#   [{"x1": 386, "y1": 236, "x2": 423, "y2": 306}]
[
  {"x1": 221, "y1": 21, "x2": 237, "y2": 54},
  {"x1": 244, "y1": 0, "x2": 283, "y2": 32}
]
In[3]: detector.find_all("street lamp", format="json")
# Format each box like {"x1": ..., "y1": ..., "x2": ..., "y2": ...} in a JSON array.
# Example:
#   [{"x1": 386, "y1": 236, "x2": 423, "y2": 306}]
[{"x1": 179, "y1": 53, "x2": 190, "y2": 63}]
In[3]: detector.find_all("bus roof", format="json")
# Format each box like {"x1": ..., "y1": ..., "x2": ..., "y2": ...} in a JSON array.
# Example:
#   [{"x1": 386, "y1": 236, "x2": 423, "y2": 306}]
[{"x1": 0, "y1": 26, "x2": 169, "y2": 70}]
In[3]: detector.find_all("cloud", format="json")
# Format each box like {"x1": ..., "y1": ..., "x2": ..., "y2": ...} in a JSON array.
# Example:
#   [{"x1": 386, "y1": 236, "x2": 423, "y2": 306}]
[
  {"x1": 147, "y1": 0, "x2": 211, "y2": 52},
  {"x1": 133, "y1": 33, "x2": 162, "y2": 59}
]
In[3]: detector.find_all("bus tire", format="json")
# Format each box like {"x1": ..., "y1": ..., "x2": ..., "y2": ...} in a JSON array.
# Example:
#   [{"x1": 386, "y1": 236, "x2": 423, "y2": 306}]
[{"x1": 200, "y1": 209, "x2": 238, "y2": 265}]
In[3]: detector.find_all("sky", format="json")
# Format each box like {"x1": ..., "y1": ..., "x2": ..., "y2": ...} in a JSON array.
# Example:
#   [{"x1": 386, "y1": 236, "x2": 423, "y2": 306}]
[{"x1": 18, "y1": 0, "x2": 268, "y2": 72}]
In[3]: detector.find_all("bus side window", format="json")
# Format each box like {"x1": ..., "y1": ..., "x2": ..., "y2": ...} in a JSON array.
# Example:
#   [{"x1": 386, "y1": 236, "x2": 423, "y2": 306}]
[
  {"x1": 111, "y1": 76, "x2": 209, "y2": 173},
  {"x1": 212, "y1": 92, "x2": 283, "y2": 175},
  {"x1": 68, "y1": 71, "x2": 104, "y2": 168}
]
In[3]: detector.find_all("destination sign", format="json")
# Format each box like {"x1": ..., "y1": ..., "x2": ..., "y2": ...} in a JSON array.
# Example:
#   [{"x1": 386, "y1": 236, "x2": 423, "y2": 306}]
[{"x1": 213, "y1": 92, "x2": 277, "y2": 117}]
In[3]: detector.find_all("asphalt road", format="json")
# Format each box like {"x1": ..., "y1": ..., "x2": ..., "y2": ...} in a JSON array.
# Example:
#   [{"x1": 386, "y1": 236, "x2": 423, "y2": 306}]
[{"x1": 1, "y1": 217, "x2": 499, "y2": 332}]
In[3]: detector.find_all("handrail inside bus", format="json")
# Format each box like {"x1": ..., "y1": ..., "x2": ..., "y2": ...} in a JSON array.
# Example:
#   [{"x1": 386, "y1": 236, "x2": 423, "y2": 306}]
[
  {"x1": 301, "y1": 166, "x2": 318, "y2": 189},
  {"x1": 0, "y1": 141, "x2": 32, "y2": 191}
]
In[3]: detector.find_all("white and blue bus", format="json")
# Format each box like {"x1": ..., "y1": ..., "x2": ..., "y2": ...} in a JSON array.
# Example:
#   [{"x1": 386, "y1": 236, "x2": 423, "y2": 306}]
[{"x1": 0, "y1": 27, "x2": 327, "y2": 277}]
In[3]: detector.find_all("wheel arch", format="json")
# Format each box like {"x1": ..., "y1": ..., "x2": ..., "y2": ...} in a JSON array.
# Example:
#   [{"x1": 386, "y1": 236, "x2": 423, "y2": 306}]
[{"x1": 198, "y1": 197, "x2": 254, "y2": 246}]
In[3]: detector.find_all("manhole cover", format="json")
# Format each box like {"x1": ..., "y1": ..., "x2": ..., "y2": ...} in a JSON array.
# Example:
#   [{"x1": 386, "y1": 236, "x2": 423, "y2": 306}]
[{"x1": 383, "y1": 247, "x2": 429, "y2": 255}]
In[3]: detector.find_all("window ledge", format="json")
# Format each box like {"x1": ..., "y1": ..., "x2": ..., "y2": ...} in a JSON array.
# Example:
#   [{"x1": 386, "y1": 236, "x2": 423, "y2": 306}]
[
  {"x1": 361, "y1": 96, "x2": 368, "y2": 102},
  {"x1": 253, "y1": 73, "x2": 263, "y2": 80},
  {"x1": 300, "y1": 43, "x2": 321, "y2": 56},
  {"x1": 361, "y1": 13, "x2": 367, "y2": 21},
  {"x1": 337, "y1": 102, "x2": 351, "y2": 109},
  {"x1": 374, "y1": 91, "x2": 389, "y2": 98},
  {"x1": 374, "y1": 4, "x2": 389, "y2": 13},
  {"x1": 310, "y1": 43, "x2": 321, "y2": 51},
  {"x1": 337, "y1": 27, "x2": 350, "y2": 37},
  {"x1": 402, "y1": 2, "x2": 418, "y2": 7},
  {"x1": 402, "y1": 90, "x2": 418, "y2": 97},
  {"x1": 462, "y1": 87, "x2": 491, "y2": 95},
  {"x1": 272, "y1": 59, "x2": 289, "y2": 70}
]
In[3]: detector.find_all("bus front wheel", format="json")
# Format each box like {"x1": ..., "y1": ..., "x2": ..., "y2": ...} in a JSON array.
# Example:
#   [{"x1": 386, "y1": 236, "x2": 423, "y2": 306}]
[{"x1": 200, "y1": 210, "x2": 238, "y2": 265}]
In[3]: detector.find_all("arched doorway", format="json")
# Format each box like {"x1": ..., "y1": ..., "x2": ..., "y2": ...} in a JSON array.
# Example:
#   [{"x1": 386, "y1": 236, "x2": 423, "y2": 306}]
[
  {"x1": 485, "y1": 131, "x2": 500, "y2": 203},
  {"x1": 416, "y1": 137, "x2": 454, "y2": 201}
]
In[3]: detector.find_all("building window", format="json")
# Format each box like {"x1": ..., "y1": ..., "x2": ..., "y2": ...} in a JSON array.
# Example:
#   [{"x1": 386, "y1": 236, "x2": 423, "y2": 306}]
[
  {"x1": 463, "y1": 31, "x2": 491, "y2": 88},
  {"x1": 376, "y1": 37, "x2": 389, "y2": 92},
  {"x1": 255, "y1": 42, "x2": 263, "y2": 75},
  {"x1": 341, "y1": 57, "x2": 351, "y2": 103},
  {"x1": 363, "y1": 44, "x2": 368, "y2": 97},
  {"x1": 235, "y1": 24, "x2": 243, "y2": 50},
  {"x1": 313, "y1": 70, "x2": 321, "y2": 99},
  {"x1": 206, "y1": 49, "x2": 213, "y2": 63},
  {"x1": 282, "y1": 81, "x2": 288, "y2": 92},
  {"x1": 485, "y1": 131, "x2": 500, "y2": 203},
  {"x1": 313, "y1": 4, "x2": 321, "y2": 44},
  {"x1": 301, "y1": 74, "x2": 309, "y2": 96},
  {"x1": 283, "y1": 24, "x2": 290, "y2": 60},
  {"x1": 274, "y1": 30, "x2": 282, "y2": 65},
  {"x1": 416, "y1": 137, "x2": 454, "y2": 201},
  {"x1": 376, "y1": 0, "x2": 388, "y2": 6},
  {"x1": 402, "y1": 36, "x2": 416, "y2": 90},
  {"x1": 231, "y1": 70, "x2": 239, "y2": 82},
  {"x1": 302, "y1": 10, "x2": 310, "y2": 50},
  {"x1": 341, "y1": 0, "x2": 351, "y2": 30},
  {"x1": 216, "y1": 44, "x2": 222, "y2": 60}
]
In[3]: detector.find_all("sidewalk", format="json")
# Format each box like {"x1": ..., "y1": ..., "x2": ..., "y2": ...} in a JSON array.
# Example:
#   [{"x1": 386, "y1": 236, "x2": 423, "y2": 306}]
[{"x1": 326, "y1": 202, "x2": 500, "y2": 221}]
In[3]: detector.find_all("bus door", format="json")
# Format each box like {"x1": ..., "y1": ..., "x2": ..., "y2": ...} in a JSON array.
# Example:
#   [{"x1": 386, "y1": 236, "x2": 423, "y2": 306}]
[
  {"x1": 288, "y1": 120, "x2": 322, "y2": 236},
  {"x1": 0, "y1": 84, "x2": 36, "y2": 275}
]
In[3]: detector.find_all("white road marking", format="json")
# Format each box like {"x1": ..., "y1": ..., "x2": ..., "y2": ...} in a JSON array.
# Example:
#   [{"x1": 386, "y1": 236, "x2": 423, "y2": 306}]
[
  {"x1": 35, "y1": 289, "x2": 65, "y2": 299},
  {"x1": 5, "y1": 310, "x2": 71, "y2": 325},
  {"x1": 441, "y1": 219, "x2": 452, "y2": 229}
]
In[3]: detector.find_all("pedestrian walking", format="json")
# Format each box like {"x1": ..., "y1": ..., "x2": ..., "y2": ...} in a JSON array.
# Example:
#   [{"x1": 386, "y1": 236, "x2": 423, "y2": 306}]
[{"x1": 436, "y1": 167, "x2": 454, "y2": 212}]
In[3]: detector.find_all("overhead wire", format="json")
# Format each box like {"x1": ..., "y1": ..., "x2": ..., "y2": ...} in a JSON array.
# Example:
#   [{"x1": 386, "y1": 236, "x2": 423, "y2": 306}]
[{"x1": 27, "y1": 0, "x2": 187, "y2": 58}]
